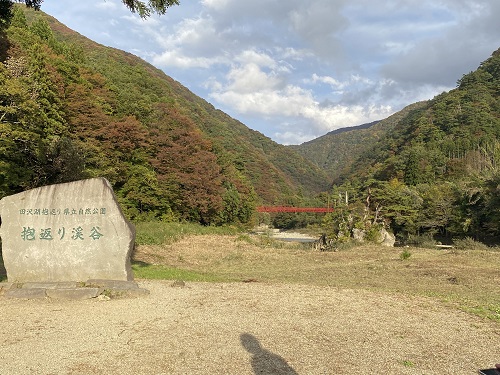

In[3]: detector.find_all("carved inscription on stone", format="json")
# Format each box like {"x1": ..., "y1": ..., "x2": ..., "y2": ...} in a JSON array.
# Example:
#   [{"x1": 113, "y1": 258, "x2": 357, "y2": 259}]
[{"x1": 0, "y1": 178, "x2": 135, "y2": 282}]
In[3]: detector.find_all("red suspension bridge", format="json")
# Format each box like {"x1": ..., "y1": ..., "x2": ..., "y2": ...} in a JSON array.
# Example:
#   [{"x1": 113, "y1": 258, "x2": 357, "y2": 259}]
[{"x1": 256, "y1": 206, "x2": 334, "y2": 213}]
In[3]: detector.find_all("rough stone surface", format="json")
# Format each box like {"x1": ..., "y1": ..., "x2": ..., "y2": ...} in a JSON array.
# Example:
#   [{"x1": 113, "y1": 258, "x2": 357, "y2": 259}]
[
  {"x1": 4, "y1": 288, "x2": 47, "y2": 299},
  {"x1": 104, "y1": 287, "x2": 150, "y2": 299},
  {"x1": 45, "y1": 287, "x2": 100, "y2": 300},
  {"x1": 0, "y1": 282, "x2": 14, "y2": 296},
  {"x1": 352, "y1": 228, "x2": 365, "y2": 242},
  {"x1": 85, "y1": 279, "x2": 139, "y2": 289},
  {"x1": 0, "y1": 279, "x2": 149, "y2": 300},
  {"x1": 85, "y1": 279, "x2": 149, "y2": 299},
  {"x1": 378, "y1": 228, "x2": 396, "y2": 247},
  {"x1": 171, "y1": 280, "x2": 186, "y2": 288},
  {"x1": 0, "y1": 178, "x2": 135, "y2": 282},
  {"x1": 22, "y1": 282, "x2": 80, "y2": 289}
]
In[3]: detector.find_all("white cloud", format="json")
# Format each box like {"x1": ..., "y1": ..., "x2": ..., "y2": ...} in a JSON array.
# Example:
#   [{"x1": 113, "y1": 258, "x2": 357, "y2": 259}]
[
  {"x1": 152, "y1": 51, "x2": 220, "y2": 69},
  {"x1": 225, "y1": 64, "x2": 283, "y2": 94},
  {"x1": 307, "y1": 74, "x2": 346, "y2": 90},
  {"x1": 96, "y1": 0, "x2": 120, "y2": 10},
  {"x1": 271, "y1": 103, "x2": 393, "y2": 145},
  {"x1": 234, "y1": 50, "x2": 276, "y2": 69},
  {"x1": 201, "y1": 0, "x2": 231, "y2": 10},
  {"x1": 210, "y1": 67, "x2": 394, "y2": 145},
  {"x1": 43, "y1": 0, "x2": 500, "y2": 144}
]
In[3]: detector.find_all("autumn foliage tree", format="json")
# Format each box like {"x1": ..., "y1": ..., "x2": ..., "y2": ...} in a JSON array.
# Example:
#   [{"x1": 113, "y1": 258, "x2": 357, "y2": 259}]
[
  {"x1": 1, "y1": 6, "x2": 327, "y2": 226},
  {"x1": 150, "y1": 106, "x2": 224, "y2": 224}
]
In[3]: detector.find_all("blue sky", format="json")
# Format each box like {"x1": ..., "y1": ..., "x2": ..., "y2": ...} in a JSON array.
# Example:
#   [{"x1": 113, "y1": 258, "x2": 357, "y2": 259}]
[{"x1": 42, "y1": 0, "x2": 500, "y2": 145}]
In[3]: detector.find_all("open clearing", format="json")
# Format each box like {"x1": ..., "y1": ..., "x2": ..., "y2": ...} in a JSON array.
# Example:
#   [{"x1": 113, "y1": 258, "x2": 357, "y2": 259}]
[{"x1": 1, "y1": 234, "x2": 499, "y2": 374}]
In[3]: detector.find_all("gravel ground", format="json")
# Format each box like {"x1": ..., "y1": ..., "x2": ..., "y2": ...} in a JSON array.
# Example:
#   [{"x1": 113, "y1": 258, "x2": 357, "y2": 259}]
[{"x1": 0, "y1": 280, "x2": 498, "y2": 375}]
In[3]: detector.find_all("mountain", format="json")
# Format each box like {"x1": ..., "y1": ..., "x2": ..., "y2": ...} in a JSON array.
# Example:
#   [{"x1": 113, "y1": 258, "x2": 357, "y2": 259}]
[
  {"x1": 290, "y1": 103, "x2": 427, "y2": 182},
  {"x1": 340, "y1": 48, "x2": 500, "y2": 185},
  {"x1": 295, "y1": 47, "x2": 500, "y2": 240},
  {"x1": 294, "y1": 45, "x2": 500, "y2": 187},
  {"x1": 0, "y1": 6, "x2": 330, "y2": 224}
]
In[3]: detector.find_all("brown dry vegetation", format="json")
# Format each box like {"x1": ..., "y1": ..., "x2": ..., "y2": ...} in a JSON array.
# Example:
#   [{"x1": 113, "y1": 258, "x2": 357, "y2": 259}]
[
  {"x1": 1, "y1": 234, "x2": 499, "y2": 374},
  {"x1": 133, "y1": 234, "x2": 500, "y2": 321}
]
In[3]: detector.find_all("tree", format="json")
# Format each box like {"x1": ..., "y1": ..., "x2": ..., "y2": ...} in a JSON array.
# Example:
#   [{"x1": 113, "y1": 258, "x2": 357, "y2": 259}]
[
  {"x1": 0, "y1": 1, "x2": 42, "y2": 25},
  {"x1": 15, "y1": 1, "x2": 42, "y2": 11},
  {"x1": 11, "y1": 0, "x2": 180, "y2": 19},
  {"x1": 0, "y1": 0, "x2": 180, "y2": 28},
  {"x1": 121, "y1": 0, "x2": 180, "y2": 18}
]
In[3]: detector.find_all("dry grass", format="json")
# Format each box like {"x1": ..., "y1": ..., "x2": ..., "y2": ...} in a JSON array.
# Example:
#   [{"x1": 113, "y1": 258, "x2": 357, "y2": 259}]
[
  {"x1": 1, "y1": 234, "x2": 498, "y2": 374},
  {"x1": 133, "y1": 234, "x2": 500, "y2": 321}
]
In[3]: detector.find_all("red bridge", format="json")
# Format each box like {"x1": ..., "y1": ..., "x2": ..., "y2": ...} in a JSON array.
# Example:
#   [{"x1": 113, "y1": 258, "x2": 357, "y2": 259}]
[{"x1": 256, "y1": 206, "x2": 334, "y2": 213}]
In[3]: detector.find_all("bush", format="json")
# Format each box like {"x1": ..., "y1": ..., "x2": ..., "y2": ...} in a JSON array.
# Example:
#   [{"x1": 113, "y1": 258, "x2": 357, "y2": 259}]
[
  {"x1": 400, "y1": 248, "x2": 412, "y2": 260},
  {"x1": 453, "y1": 237, "x2": 489, "y2": 250},
  {"x1": 405, "y1": 234, "x2": 436, "y2": 248}
]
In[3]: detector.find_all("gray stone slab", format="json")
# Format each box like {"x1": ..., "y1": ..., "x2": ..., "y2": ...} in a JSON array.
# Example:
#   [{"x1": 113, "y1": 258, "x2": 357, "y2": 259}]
[
  {"x1": 0, "y1": 282, "x2": 14, "y2": 296},
  {"x1": 22, "y1": 282, "x2": 80, "y2": 289},
  {"x1": 0, "y1": 282, "x2": 14, "y2": 290},
  {"x1": 5, "y1": 288, "x2": 47, "y2": 299},
  {"x1": 0, "y1": 178, "x2": 135, "y2": 282},
  {"x1": 45, "y1": 288, "x2": 100, "y2": 300},
  {"x1": 85, "y1": 279, "x2": 149, "y2": 299},
  {"x1": 85, "y1": 279, "x2": 139, "y2": 289}
]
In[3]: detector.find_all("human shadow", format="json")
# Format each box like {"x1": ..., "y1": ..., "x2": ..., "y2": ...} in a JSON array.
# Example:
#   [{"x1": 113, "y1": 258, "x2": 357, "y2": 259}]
[{"x1": 240, "y1": 333, "x2": 299, "y2": 375}]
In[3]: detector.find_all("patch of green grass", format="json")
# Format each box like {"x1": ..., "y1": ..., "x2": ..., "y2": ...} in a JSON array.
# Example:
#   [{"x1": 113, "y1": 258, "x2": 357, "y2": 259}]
[
  {"x1": 135, "y1": 221, "x2": 241, "y2": 245},
  {"x1": 235, "y1": 233, "x2": 311, "y2": 250},
  {"x1": 132, "y1": 261, "x2": 228, "y2": 282},
  {"x1": 402, "y1": 360, "x2": 415, "y2": 367},
  {"x1": 463, "y1": 303, "x2": 500, "y2": 322},
  {"x1": 235, "y1": 234, "x2": 254, "y2": 244},
  {"x1": 399, "y1": 248, "x2": 412, "y2": 260}
]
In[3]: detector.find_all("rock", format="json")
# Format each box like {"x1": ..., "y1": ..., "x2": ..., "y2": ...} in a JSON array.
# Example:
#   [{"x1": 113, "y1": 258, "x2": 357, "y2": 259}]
[
  {"x1": 45, "y1": 288, "x2": 100, "y2": 300},
  {"x1": 4, "y1": 288, "x2": 47, "y2": 299},
  {"x1": 171, "y1": 280, "x2": 186, "y2": 288},
  {"x1": 352, "y1": 228, "x2": 365, "y2": 242},
  {"x1": 0, "y1": 178, "x2": 135, "y2": 282},
  {"x1": 378, "y1": 228, "x2": 396, "y2": 247}
]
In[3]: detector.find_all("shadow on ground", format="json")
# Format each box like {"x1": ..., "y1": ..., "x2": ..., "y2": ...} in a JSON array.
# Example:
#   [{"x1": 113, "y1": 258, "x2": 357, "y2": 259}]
[{"x1": 241, "y1": 333, "x2": 298, "y2": 375}]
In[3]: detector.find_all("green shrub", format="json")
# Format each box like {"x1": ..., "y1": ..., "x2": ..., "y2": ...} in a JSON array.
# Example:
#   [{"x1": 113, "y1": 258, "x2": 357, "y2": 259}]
[
  {"x1": 365, "y1": 224, "x2": 384, "y2": 243},
  {"x1": 132, "y1": 261, "x2": 224, "y2": 281},
  {"x1": 400, "y1": 248, "x2": 412, "y2": 260},
  {"x1": 453, "y1": 237, "x2": 489, "y2": 250},
  {"x1": 405, "y1": 234, "x2": 436, "y2": 248}
]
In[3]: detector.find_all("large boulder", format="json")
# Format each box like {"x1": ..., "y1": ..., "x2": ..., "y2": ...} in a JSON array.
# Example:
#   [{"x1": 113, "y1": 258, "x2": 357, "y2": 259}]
[
  {"x1": 378, "y1": 228, "x2": 396, "y2": 247},
  {"x1": 0, "y1": 178, "x2": 135, "y2": 282}
]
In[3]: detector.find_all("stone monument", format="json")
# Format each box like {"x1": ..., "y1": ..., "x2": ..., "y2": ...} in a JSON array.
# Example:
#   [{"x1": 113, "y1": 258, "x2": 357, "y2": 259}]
[{"x1": 0, "y1": 178, "x2": 135, "y2": 283}]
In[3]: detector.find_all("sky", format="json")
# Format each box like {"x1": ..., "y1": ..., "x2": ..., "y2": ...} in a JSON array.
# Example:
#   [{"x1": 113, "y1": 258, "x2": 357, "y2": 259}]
[{"x1": 41, "y1": 0, "x2": 500, "y2": 145}]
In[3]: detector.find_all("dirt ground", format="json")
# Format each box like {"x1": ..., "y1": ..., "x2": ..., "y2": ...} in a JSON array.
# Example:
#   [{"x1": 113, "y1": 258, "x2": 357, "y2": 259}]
[{"x1": 0, "y1": 279, "x2": 498, "y2": 375}]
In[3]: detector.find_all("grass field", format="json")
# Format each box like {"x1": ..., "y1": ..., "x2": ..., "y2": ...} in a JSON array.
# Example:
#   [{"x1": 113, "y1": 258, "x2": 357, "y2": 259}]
[
  {"x1": 1, "y1": 221, "x2": 498, "y2": 322},
  {"x1": 132, "y1": 225, "x2": 500, "y2": 322}
]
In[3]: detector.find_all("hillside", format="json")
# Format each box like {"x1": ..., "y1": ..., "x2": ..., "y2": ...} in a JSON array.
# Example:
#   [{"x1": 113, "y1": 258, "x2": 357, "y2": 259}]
[
  {"x1": 291, "y1": 104, "x2": 427, "y2": 182},
  {"x1": 297, "y1": 48, "x2": 500, "y2": 241},
  {"x1": 0, "y1": 6, "x2": 330, "y2": 224},
  {"x1": 342, "y1": 48, "x2": 500, "y2": 185}
]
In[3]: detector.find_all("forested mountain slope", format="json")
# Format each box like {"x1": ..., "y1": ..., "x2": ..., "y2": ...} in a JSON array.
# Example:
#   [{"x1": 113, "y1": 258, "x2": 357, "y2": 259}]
[
  {"x1": 291, "y1": 103, "x2": 428, "y2": 181},
  {"x1": 303, "y1": 48, "x2": 500, "y2": 241},
  {"x1": 343, "y1": 48, "x2": 500, "y2": 185},
  {"x1": 290, "y1": 121, "x2": 379, "y2": 181},
  {"x1": 0, "y1": 6, "x2": 330, "y2": 224}
]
